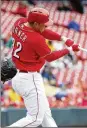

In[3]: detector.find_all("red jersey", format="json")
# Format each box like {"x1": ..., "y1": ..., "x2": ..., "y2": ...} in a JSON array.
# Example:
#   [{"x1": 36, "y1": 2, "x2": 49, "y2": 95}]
[
  {"x1": 12, "y1": 18, "x2": 51, "y2": 71},
  {"x1": 12, "y1": 18, "x2": 69, "y2": 71}
]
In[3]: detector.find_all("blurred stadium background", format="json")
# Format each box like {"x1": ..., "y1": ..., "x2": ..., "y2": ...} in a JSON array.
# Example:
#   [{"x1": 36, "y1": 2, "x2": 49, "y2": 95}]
[{"x1": 1, "y1": 0, "x2": 87, "y2": 127}]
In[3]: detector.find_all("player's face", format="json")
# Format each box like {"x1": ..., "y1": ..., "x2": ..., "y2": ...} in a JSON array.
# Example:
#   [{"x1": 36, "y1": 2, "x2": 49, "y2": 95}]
[
  {"x1": 34, "y1": 22, "x2": 46, "y2": 32},
  {"x1": 39, "y1": 24, "x2": 46, "y2": 32}
]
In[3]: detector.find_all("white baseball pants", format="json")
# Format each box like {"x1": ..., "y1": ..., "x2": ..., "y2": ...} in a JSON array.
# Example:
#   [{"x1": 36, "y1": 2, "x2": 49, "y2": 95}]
[{"x1": 9, "y1": 71, "x2": 58, "y2": 127}]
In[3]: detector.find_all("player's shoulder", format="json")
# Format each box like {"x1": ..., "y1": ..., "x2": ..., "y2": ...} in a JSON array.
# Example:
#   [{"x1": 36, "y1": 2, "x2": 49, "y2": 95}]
[
  {"x1": 34, "y1": 30, "x2": 45, "y2": 39},
  {"x1": 30, "y1": 32, "x2": 45, "y2": 46},
  {"x1": 14, "y1": 17, "x2": 27, "y2": 27},
  {"x1": 33, "y1": 32, "x2": 45, "y2": 41}
]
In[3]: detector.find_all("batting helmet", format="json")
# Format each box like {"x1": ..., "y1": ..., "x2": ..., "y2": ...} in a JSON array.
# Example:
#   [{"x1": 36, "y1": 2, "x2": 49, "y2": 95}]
[{"x1": 27, "y1": 7, "x2": 53, "y2": 26}]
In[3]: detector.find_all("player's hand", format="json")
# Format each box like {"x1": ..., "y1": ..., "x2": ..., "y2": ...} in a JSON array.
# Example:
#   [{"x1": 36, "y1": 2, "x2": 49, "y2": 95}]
[
  {"x1": 67, "y1": 44, "x2": 80, "y2": 52},
  {"x1": 61, "y1": 36, "x2": 74, "y2": 47},
  {"x1": 72, "y1": 44, "x2": 80, "y2": 52}
]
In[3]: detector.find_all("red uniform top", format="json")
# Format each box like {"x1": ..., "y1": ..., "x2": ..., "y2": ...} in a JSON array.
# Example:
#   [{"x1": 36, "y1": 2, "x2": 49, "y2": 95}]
[{"x1": 12, "y1": 18, "x2": 69, "y2": 71}]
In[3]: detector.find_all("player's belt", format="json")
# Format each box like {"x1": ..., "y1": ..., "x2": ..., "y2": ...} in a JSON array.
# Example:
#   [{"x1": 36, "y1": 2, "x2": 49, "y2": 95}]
[
  {"x1": 19, "y1": 70, "x2": 39, "y2": 73},
  {"x1": 19, "y1": 70, "x2": 28, "y2": 73}
]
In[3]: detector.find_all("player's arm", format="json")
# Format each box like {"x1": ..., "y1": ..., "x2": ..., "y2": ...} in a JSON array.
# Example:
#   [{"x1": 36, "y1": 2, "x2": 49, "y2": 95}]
[
  {"x1": 43, "y1": 49, "x2": 69, "y2": 62},
  {"x1": 33, "y1": 34, "x2": 79, "y2": 62},
  {"x1": 43, "y1": 44, "x2": 80, "y2": 62},
  {"x1": 41, "y1": 28, "x2": 74, "y2": 47},
  {"x1": 41, "y1": 28, "x2": 61, "y2": 41}
]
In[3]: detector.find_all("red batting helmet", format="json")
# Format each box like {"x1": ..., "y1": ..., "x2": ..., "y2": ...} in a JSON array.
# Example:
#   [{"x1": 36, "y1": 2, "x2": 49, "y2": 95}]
[{"x1": 27, "y1": 7, "x2": 53, "y2": 26}]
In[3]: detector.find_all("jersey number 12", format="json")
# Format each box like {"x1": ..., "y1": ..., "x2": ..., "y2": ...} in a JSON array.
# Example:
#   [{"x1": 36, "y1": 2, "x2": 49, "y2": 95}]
[{"x1": 13, "y1": 41, "x2": 22, "y2": 59}]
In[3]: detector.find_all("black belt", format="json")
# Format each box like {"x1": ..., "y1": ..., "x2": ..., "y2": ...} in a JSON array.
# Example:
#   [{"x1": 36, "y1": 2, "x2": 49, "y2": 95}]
[
  {"x1": 19, "y1": 70, "x2": 39, "y2": 73},
  {"x1": 19, "y1": 70, "x2": 28, "y2": 73}
]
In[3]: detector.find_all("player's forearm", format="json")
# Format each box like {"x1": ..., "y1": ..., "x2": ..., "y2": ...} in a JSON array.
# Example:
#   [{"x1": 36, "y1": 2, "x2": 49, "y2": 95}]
[
  {"x1": 44, "y1": 49, "x2": 69, "y2": 62},
  {"x1": 41, "y1": 29, "x2": 61, "y2": 41},
  {"x1": 41, "y1": 29, "x2": 74, "y2": 47}
]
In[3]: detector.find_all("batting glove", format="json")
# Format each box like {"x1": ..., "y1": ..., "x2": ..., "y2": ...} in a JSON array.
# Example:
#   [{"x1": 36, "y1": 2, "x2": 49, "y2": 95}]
[
  {"x1": 61, "y1": 36, "x2": 74, "y2": 47},
  {"x1": 67, "y1": 44, "x2": 80, "y2": 52},
  {"x1": 72, "y1": 44, "x2": 80, "y2": 52}
]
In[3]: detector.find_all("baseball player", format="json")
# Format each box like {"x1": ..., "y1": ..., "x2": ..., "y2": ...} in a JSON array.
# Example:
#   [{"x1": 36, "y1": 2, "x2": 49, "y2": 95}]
[{"x1": 9, "y1": 7, "x2": 79, "y2": 127}]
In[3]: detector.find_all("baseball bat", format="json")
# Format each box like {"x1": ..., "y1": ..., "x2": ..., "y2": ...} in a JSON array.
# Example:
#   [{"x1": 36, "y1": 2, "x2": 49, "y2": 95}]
[{"x1": 78, "y1": 46, "x2": 87, "y2": 53}]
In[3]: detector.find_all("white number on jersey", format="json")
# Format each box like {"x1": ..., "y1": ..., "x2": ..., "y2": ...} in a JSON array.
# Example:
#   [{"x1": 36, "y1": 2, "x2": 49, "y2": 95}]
[{"x1": 13, "y1": 42, "x2": 22, "y2": 59}]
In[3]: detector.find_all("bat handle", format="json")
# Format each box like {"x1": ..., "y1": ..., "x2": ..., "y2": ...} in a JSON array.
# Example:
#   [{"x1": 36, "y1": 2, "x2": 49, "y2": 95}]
[{"x1": 78, "y1": 46, "x2": 87, "y2": 52}]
